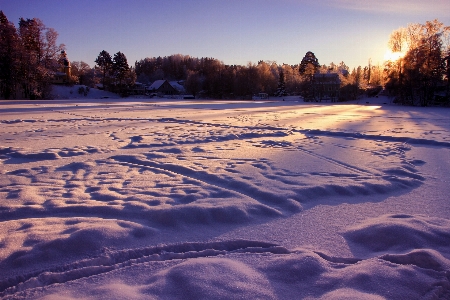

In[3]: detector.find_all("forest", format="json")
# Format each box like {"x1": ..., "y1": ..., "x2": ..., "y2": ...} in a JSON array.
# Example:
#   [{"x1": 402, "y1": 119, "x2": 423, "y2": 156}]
[{"x1": 0, "y1": 10, "x2": 449, "y2": 105}]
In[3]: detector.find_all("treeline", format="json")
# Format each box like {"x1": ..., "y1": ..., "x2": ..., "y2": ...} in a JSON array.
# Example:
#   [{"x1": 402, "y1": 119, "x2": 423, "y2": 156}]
[
  {"x1": 0, "y1": 10, "x2": 137, "y2": 99},
  {"x1": 134, "y1": 54, "x2": 384, "y2": 100},
  {"x1": 0, "y1": 11, "x2": 65, "y2": 99},
  {"x1": 136, "y1": 56, "x2": 300, "y2": 98},
  {"x1": 385, "y1": 19, "x2": 450, "y2": 106},
  {"x1": 65, "y1": 50, "x2": 136, "y2": 97}
]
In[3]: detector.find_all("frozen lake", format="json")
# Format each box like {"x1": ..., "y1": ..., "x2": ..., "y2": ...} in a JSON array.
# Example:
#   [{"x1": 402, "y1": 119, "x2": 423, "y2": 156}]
[{"x1": 1, "y1": 97, "x2": 450, "y2": 299}]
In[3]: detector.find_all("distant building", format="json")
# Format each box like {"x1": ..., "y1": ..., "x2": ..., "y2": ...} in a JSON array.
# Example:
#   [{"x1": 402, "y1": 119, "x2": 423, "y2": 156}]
[
  {"x1": 254, "y1": 92, "x2": 269, "y2": 100},
  {"x1": 53, "y1": 50, "x2": 72, "y2": 84},
  {"x1": 170, "y1": 81, "x2": 186, "y2": 94},
  {"x1": 129, "y1": 82, "x2": 146, "y2": 95},
  {"x1": 147, "y1": 80, "x2": 178, "y2": 95},
  {"x1": 311, "y1": 73, "x2": 341, "y2": 102}
]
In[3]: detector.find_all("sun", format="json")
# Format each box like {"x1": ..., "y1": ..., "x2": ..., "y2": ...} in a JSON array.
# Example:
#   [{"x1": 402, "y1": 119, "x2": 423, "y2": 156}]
[{"x1": 383, "y1": 49, "x2": 406, "y2": 62}]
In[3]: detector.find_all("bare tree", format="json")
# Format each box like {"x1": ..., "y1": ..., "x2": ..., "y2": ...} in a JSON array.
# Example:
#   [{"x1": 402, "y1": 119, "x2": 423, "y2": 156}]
[{"x1": 385, "y1": 19, "x2": 449, "y2": 106}]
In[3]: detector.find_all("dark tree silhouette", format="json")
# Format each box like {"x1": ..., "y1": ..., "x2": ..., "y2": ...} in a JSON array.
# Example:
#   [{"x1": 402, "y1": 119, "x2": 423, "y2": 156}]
[
  {"x1": 95, "y1": 50, "x2": 112, "y2": 90},
  {"x1": 299, "y1": 51, "x2": 320, "y2": 77},
  {"x1": 0, "y1": 11, "x2": 20, "y2": 99},
  {"x1": 185, "y1": 70, "x2": 202, "y2": 97},
  {"x1": 112, "y1": 51, "x2": 131, "y2": 95},
  {"x1": 299, "y1": 51, "x2": 320, "y2": 100},
  {"x1": 385, "y1": 20, "x2": 449, "y2": 106},
  {"x1": 275, "y1": 70, "x2": 287, "y2": 97},
  {"x1": 113, "y1": 52, "x2": 129, "y2": 81}
]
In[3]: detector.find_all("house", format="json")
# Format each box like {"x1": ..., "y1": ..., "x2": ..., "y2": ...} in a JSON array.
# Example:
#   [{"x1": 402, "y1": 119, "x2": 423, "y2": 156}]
[
  {"x1": 52, "y1": 71, "x2": 71, "y2": 84},
  {"x1": 129, "y1": 82, "x2": 146, "y2": 95},
  {"x1": 311, "y1": 73, "x2": 341, "y2": 102},
  {"x1": 254, "y1": 93, "x2": 269, "y2": 100},
  {"x1": 147, "y1": 80, "x2": 178, "y2": 95},
  {"x1": 170, "y1": 81, "x2": 186, "y2": 94}
]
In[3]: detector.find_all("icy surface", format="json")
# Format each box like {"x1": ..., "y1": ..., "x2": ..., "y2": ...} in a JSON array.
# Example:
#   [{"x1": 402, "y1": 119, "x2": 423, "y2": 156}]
[{"x1": 0, "y1": 94, "x2": 449, "y2": 299}]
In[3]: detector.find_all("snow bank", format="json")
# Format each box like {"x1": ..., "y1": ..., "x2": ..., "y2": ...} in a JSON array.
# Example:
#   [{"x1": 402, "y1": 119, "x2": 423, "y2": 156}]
[
  {"x1": 344, "y1": 214, "x2": 450, "y2": 254},
  {"x1": 10, "y1": 247, "x2": 449, "y2": 299},
  {"x1": 51, "y1": 85, "x2": 120, "y2": 100}
]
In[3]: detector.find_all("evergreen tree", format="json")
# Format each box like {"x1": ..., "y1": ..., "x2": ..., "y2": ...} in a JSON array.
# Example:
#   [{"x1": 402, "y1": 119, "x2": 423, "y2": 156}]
[
  {"x1": 112, "y1": 51, "x2": 132, "y2": 95},
  {"x1": 364, "y1": 59, "x2": 372, "y2": 85},
  {"x1": 0, "y1": 11, "x2": 19, "y2": 99},
  {"x1": 113, "y1": 52, "x2": 127, "y2": 80},
  {"x1": 95, "y1": 50, "x2": 112, "y2": 90},
  {"x1": 18, "y1": 18, "x2": 40, "y2": 98},
  {"x1": 275, "y1": 69, "x2": 287, "y2": 97},
  {"x1": 113, "y1": 52, "x2": 129, "y2": 81},
  {"x1": 299, "y1": 51, "x2": 320, "y2": 78},
  {"x1": 299, "y1": 51, "x2": 320, "y2": 100},
  {"x1": 444, "y1": 51, "x2": 450, "y2": 100}
]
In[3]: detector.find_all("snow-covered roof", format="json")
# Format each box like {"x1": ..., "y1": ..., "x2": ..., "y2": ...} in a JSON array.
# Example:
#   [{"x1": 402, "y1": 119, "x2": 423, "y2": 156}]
[
  {"x1": 169, "y1": 81, "x2": 185, "y2": 92},
  {"x1": 314, "y1": 73, "x2": 339, "y2": 77},
  {"x1": 148, "y1": 80, "x2": 166, "y2": 90},
  {"x1": 313, "y1": 73, "x2": 341, "y2": 83}
]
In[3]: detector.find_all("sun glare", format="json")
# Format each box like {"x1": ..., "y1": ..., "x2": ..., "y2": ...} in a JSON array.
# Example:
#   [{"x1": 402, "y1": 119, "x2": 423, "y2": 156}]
[{"x1": 383, "y1": 49, "x2": 406, "y2": 62}]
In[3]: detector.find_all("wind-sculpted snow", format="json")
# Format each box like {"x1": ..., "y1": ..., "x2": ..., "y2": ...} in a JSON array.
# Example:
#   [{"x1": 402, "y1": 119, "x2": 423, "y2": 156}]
[
  {"x1": 0, "y1": 116, "x2": 426, "y2": 224},
  {"x1": 0, "y1": 240, "x2": 286, "y2": 296},
  {"x1": 300, "y1": 129, "x2": 450, "y2": 148},
  {"x1": 1, "y1": 97, "x2": 450, "y2": 299},
  {"x1": 3, "y1": 242, "x2": 449, "y2": 299},
  {"x1": 344, "y1": 214, "x2": 450, "y2": 254}
]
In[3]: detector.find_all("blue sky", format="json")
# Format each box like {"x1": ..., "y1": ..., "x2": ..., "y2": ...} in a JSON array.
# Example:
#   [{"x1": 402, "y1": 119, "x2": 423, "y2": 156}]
[{"x1": 1, "y1": 0, "x2": 449, "y2": 69}]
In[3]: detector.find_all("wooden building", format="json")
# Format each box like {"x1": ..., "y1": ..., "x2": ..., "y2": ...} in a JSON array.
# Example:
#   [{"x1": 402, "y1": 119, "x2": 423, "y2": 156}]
[
  {"x1": 147, "y1": 80, "x2": 178, "y2": 95},
  {"x1": 311, "y1": 73, "x2": 341, "y2": 102}
]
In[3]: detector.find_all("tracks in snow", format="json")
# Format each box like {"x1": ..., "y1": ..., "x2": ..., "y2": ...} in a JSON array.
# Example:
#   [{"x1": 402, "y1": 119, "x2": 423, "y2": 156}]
[{"x1": 0, "y1": 240, "x2": 288, "y2": 296}]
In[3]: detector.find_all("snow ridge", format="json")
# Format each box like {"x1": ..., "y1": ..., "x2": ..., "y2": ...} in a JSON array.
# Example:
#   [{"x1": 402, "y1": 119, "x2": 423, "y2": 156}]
[{"x1": 0, "y1": 240, "x2": 287, "y2": 296}]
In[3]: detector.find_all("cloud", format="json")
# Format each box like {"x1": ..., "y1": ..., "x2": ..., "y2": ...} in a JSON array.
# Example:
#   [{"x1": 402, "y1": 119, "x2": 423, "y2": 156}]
[
  {"x1": 270, "y1": 0, "x2": 449, "y2": 16},
  {"x1": 325, "y1": 0, "x2": 450, "y2": 15}
]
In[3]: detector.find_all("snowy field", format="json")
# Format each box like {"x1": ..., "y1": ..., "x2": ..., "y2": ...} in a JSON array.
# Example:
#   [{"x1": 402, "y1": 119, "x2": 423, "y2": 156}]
[{"x1": 1, "y1": 94, "x2": 450, "y2": 299}]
